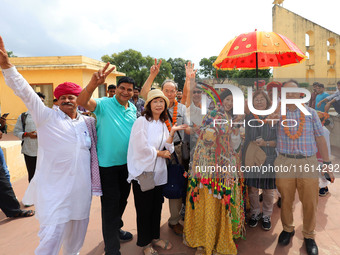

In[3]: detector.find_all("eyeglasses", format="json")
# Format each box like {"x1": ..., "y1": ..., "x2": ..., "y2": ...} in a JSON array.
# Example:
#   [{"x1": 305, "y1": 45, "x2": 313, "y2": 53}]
[{"x1": 193, "y1": 91, "x2": 202, "y2": 94}]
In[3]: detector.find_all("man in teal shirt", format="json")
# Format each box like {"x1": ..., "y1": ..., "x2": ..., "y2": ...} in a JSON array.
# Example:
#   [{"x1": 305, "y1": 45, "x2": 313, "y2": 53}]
[
  {"x1": 77, "y1": 64, "x2": 136, "y2": 255},
  {"x1": 315, "y1": 83, "x2": 329, "y2": 112}
]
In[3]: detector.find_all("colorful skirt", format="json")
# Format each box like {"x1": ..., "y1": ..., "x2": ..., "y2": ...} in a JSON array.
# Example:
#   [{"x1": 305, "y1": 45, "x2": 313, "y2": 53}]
[{"x1": 183, "y1": 184, "x2": 245, "y2": 255}]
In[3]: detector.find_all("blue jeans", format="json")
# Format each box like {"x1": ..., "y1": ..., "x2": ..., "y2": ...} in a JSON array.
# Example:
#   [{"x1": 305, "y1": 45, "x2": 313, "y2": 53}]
[{"x1": 0, "y1": 147, "x2": 11, "y2": 184}]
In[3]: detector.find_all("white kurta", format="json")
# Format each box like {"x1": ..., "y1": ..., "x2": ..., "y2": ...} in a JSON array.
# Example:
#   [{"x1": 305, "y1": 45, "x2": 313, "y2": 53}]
[
  {"x1": 3, "y1": 67, "x2": 92, "y2": 226},
  {"x1": 127, "y1": 116, "x2": 174, "y2": 186}
]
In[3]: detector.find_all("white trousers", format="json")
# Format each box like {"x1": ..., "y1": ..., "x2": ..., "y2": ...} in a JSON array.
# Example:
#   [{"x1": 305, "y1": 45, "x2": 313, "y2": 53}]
[{"x1": 35, "y1": 218, "x2": 89, "y2": 255}]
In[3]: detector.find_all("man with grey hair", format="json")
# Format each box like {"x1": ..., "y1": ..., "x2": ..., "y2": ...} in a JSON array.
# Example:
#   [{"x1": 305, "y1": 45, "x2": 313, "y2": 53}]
[
  {"x1": 141, "y1": 59, "x2": 190, "y2": 236},
  {"x1": 275, "y1": 80, "x2": 334, "y2": 255}
]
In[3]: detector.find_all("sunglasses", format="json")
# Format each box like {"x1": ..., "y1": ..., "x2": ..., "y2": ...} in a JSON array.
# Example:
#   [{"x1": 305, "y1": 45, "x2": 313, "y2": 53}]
[{"x1": 193, "y1": 91, "x2": 202, "y2": 94}]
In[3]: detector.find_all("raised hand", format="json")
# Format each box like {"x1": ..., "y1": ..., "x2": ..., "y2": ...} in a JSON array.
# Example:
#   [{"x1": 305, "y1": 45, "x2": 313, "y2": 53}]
[
  {"x1": 185, "y1": 61, "x2": 197, "y2": 79},
  {"x1": 89, "y1": 62, "x2": 115, "y2": 88},
  {"x1": 150, "y1": 58, "x2": 162, "y2": 77},
  {"x1": 0, "y1": 36, "x2": 13, "y2": 69}
]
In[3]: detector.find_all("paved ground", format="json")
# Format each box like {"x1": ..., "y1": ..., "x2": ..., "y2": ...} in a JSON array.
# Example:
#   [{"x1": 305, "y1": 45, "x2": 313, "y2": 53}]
[{"x1": 1, "y1": 149, "x2": 340, "y2": 255}]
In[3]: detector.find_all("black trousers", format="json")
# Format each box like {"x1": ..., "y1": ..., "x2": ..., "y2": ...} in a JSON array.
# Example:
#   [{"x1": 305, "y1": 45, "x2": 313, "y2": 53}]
[
  {"x1": 24, "y1": 154, "x2": 37, "y2": 182},
  {"x1": 132, "y1": 180, "x2": 164, "y2": 247},
  {"x1": 0, "y1": 163, "x2": 21, "y2": 217},
  {"x1": 99, "y1": 164, "x2": 131, "y2": 255}
]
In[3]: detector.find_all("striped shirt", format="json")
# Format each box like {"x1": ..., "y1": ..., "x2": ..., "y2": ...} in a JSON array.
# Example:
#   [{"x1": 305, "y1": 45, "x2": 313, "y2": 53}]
[
  {"x1": 277, "y1": 106, "x2": 323, "y2": 156},
  {"x1": 326, "y1": 90, "x2": 340, "y2": 102}
]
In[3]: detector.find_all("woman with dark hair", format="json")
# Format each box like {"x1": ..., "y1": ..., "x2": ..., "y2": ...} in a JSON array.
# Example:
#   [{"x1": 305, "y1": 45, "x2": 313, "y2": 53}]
[
  {"x1": 220, "y1": 89, "x2": 234, "y2": 117},
  {"x1": 243, "y1": 90, "x2": 277, "y2": 231},
  {"x1": 183, "y1": 89, "x2": 245, "y2": 255},
  {"x1": 127, "y1": 89, "x2": 187, "y2": 255}
]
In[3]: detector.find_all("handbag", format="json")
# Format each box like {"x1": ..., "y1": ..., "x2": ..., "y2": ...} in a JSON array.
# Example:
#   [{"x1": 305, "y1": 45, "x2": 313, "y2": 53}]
[
  {"x1": 163, "y1": 151, "x2": 186, "y2": 199},
  {"x1": 138, "y1": 125, "x2": 164, "y2": 192},
  {"x1": 138, "y1": 171, "x2": 156, "y2": 192}
]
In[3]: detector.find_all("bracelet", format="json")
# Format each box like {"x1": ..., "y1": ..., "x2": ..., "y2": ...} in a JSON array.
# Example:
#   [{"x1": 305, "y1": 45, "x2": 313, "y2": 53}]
[
  {"x1": 169, "y1": 133, "x2": 174, "y2": 137},
  {"x1": 23, "y1": 132, "x2": 27, "y2": 137}
]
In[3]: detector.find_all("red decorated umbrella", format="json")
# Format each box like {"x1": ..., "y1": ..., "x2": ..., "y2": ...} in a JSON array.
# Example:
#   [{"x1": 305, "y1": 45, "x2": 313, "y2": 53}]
[{"x1": 213, "y1": 30, "x2": 307, "y2": 87}]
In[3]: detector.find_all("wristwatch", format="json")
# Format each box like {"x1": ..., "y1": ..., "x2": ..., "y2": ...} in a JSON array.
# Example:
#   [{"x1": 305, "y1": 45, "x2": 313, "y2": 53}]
[
  {"x1": 323, "y1": 161, "x2": 332, "y2": 165},
  {"x1": 266, "y1": 142, "x2": 269, "y2": 147}
]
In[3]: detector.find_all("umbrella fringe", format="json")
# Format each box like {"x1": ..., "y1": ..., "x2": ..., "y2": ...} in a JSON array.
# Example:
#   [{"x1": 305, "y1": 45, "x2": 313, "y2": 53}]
[{"x1": 213, "y1": 60, "x2": 306, "y2": 71}]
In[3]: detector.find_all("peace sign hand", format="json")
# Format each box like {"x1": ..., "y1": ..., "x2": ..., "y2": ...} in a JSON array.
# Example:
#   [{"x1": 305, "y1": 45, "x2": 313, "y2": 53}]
[
  {"x1": 90, "y1": 62, "x2": 115, "y2": 87},
  {"x1": 150, "y1": 58, "x2": 162, "y2": 77}
]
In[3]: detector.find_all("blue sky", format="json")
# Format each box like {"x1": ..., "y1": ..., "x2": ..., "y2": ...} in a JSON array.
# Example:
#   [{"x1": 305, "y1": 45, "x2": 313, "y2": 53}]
[{"x1": 1, "y1": 0, "x2": 339, "y2": 67}]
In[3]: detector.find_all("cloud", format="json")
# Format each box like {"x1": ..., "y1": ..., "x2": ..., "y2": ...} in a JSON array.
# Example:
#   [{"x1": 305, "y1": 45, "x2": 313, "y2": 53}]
[{"x1": 1, "y1": 0, "x2": 339, "y2": 66}]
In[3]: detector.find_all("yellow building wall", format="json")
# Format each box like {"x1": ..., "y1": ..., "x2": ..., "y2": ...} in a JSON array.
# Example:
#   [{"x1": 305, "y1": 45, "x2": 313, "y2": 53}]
[
  {"x1": 0, "y1": 56, "x2": 124, "y2": 132},
  {"x1": 0, "y1": 141, "x2": 26, "y2": 182},
  {"x1": 272, "y1": 5, "x2": 340, "y2": 88}
]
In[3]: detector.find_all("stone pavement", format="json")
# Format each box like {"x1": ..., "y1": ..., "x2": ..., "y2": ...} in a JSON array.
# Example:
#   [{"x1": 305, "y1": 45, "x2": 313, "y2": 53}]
[{"x1": 1, "y1": 151, "x2": 340, "y2": 255}]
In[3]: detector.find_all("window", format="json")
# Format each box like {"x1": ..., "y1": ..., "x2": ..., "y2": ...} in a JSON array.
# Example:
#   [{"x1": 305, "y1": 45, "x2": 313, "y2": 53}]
[
  {"x1": 327, "y1": 49, "x2": 336, "y2": 65},
  {"x1": 98, "y1": 83, "x2": 107, "y2": 98},
  {"x1": 305, "y1": 31, "x2": 314, "y2": 47},
  {"x1": 30, "y1": 83, "x2": 53, "y2": 107}
]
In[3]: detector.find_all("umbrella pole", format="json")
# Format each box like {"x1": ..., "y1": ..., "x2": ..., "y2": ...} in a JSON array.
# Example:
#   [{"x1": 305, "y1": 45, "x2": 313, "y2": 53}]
[{"x1": 256, "y1": 52, "x2": 259, "y2": 90}]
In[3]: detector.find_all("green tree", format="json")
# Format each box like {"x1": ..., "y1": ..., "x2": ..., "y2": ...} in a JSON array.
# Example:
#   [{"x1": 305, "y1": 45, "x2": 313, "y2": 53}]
[
  {"x1": 231, "y1": 69, "x2": 272, "y2": 87},
  {"x1": 101, "y1": 49, "x2": 172, "y2": 88},
  {"x1": 198, "y1": 56, "x2": 235, "y2": 83},
  {"x1": 199, "y1": 55, "x2": 272, "y2": 86},
  {"x1": 167, "y1": 58, "x2": 187, "y2": 90},
  {"x1": 156, "y1": 58, "x2": 173, "y2": 86},
  {"x1": 102, "y1": 49, "x2": 145, "y2": 87},
  {"x1": 7, "y1": 51, "x2": 17, "y2": 57}
]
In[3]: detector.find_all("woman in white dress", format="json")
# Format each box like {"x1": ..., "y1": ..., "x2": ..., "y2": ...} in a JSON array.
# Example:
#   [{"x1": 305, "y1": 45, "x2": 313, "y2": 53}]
[{"x1": 127, "y1": 89, "x2": 188, "y2": 255}]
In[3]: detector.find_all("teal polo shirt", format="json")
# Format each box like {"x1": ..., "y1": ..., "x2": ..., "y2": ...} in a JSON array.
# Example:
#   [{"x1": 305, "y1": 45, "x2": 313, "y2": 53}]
[{"x1": 94, "y1": 96, "x2": 137, "y2": 167}]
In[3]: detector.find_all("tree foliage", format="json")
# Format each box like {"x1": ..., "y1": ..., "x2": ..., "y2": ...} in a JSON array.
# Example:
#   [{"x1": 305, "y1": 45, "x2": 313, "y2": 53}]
[
  {"x1": 198, "y1": 56, "x2": 236, "y2": 83},
  {"x1": 198, "y1": 56, "x2": 272, "y2": 86},
  {"x1": 231, "y1": 69, "x2": 272, "y2": 87},
  {"x1": 101, "y1": 49, "x2": 172, "y2": 88},
  {"x1": 167, "y1": 58, "x2": 188, "y2": 90},
  {"x1": 7, "y1": 51, "x2": 17, "y2": 57}
]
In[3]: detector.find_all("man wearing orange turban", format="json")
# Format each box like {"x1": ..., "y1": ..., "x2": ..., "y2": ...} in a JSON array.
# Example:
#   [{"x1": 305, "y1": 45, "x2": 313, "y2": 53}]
[{"x1": 0, "y1": 35, "x2": 113, "y2": 255}]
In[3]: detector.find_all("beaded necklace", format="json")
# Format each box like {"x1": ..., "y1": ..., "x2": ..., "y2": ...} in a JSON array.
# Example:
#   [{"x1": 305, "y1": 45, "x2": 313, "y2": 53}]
[
  {"x1": 282, "y1": 111, "x2": 305, "y2": 140},
  {"x1": 165, "y1": 100, "x2": 178, "y2": 132}
]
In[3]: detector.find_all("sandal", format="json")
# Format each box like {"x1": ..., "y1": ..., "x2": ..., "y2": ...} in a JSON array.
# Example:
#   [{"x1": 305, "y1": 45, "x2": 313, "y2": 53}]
[
  {"x1": 143, "y1": 244, "x2": 158, "y2": 255},
  {"x1": 152, "y1": 239, "x2": 173, "y2": 250},
  {"x1": 12, "y1": 210, "x2": 35, "y2": 218}
]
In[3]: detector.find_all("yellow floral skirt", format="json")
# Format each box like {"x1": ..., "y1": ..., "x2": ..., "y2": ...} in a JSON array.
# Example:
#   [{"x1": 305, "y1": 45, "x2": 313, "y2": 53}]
[{"x1": 184, "y1": 186, "x2": 241, "y2": 255}]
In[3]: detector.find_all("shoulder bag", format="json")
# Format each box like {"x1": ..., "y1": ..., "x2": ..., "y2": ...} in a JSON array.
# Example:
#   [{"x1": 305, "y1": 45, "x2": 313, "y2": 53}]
[{"x1": 163, "y1": 151, "x2": 186, "y2": 199}]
